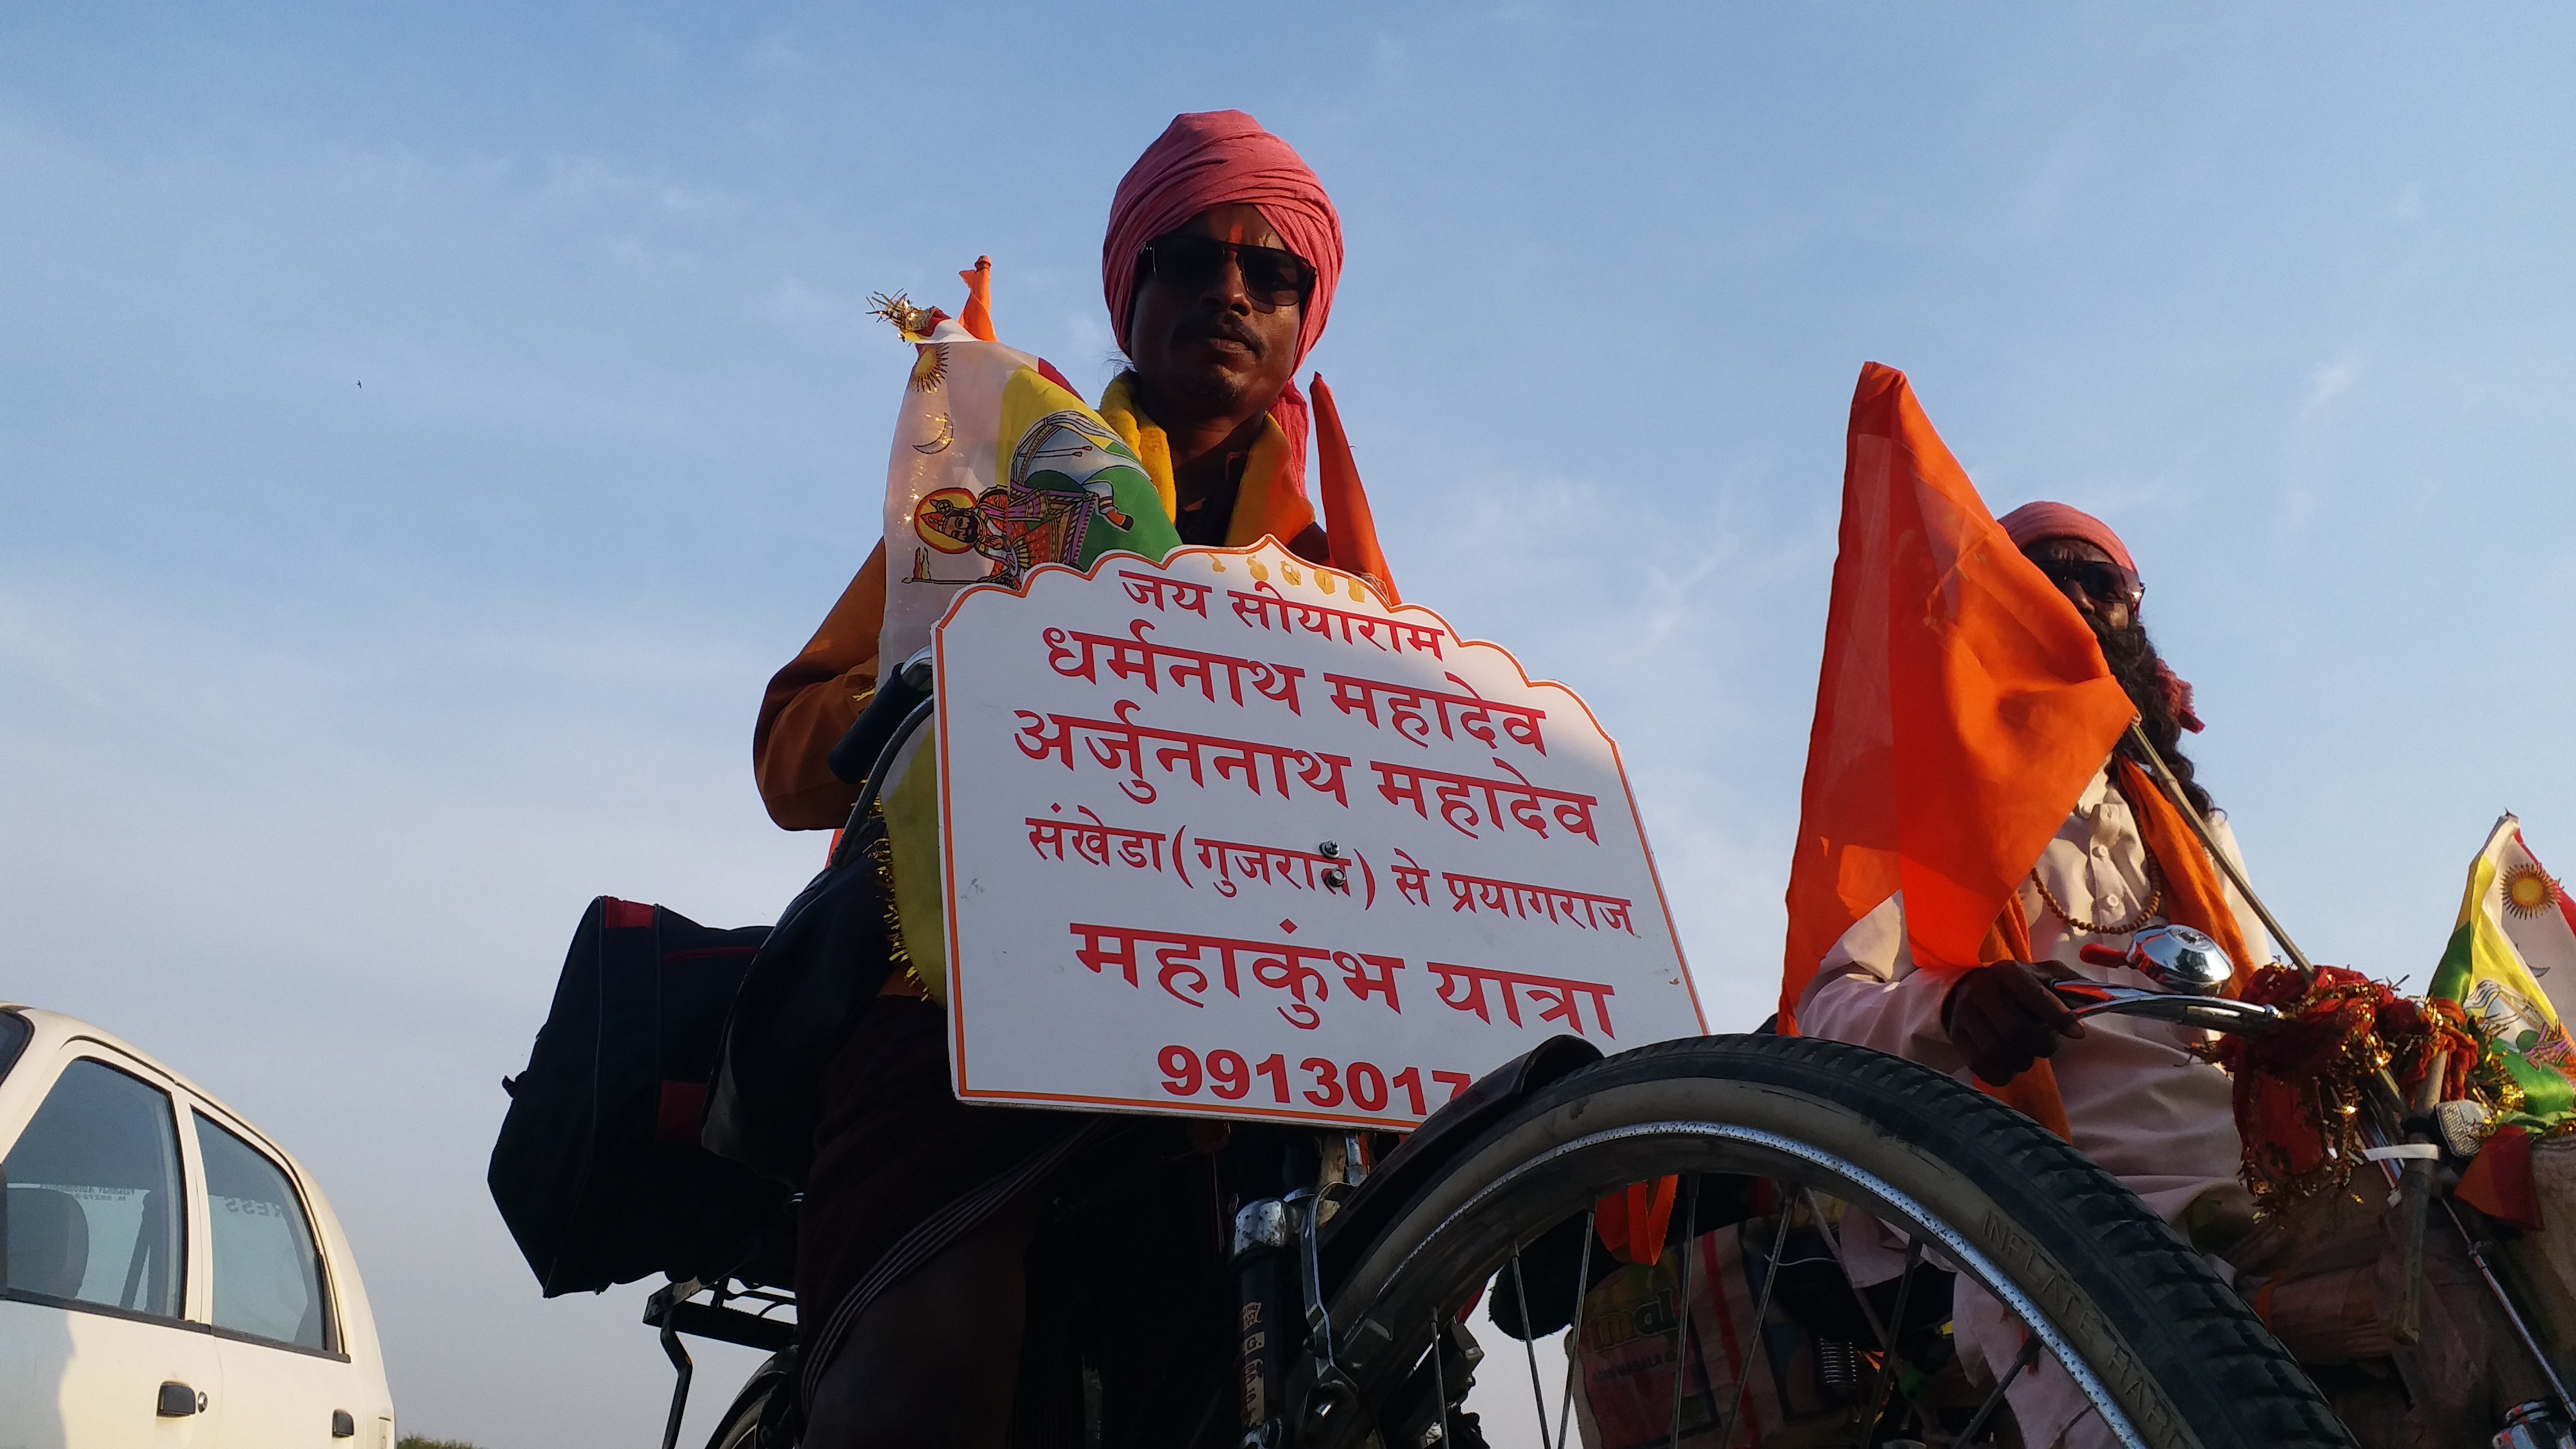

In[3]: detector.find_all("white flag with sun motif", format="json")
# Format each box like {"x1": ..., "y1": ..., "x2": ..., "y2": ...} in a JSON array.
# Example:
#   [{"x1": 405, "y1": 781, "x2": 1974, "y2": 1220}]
[{"x1": 2431, "y1": 814, "x2": 2576, "y2": 1123}]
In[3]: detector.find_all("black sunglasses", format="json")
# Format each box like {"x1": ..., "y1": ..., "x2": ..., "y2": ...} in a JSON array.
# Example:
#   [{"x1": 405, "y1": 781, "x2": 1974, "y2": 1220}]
[
  {"x1": 2035, "y1": 556, "x2": 2144, "y2": 607},
  {"x1": 1140, "y1": 234, "x2": 1317, "y2": 310}
]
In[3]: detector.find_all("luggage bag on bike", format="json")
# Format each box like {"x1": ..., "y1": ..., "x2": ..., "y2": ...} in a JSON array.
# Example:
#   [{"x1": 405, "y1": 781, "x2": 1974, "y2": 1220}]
[{"x1": 489, "y1": 896, "x2": 790, "y2": 1296}]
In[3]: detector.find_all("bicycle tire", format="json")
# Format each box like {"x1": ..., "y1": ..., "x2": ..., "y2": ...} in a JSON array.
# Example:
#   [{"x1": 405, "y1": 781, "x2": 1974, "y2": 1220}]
[
  {"x1": 700, "y1": 1348, "x2": 795, "y2": 1449},
  {"x1": 1306, "y1": 1034, "x2": 2352, "y2": 1449}
]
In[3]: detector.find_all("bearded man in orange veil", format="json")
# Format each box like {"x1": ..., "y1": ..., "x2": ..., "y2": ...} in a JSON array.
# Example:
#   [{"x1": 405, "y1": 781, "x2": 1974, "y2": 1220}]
[
  {"x1": 1801, "y1": 501, "x2": 2266, "y2": 1233},
  {"x1": 1785, "y1": 418, "x2": 2543, "y2": 1447}
]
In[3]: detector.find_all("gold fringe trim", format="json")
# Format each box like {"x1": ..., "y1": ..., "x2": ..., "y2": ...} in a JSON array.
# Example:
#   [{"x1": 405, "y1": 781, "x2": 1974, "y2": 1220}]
[{"x1": 860, "y1": 801, "x2": 924, "y2": 992}]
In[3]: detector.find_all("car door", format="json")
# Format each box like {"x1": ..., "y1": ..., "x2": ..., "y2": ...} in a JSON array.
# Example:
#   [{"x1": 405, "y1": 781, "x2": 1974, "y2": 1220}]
[
  {"x1": 186, "y1": 1105, "x2": 371, "y2": 1449},
  {"x1": 1, "y1": 1046, "x2": 226, "y2": 1449}
]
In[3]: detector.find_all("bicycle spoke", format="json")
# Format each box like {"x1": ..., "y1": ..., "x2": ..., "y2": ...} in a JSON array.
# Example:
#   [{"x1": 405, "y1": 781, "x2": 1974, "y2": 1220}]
[
  {"x1": 1713, "y1": 1193, "x2": 1798, "y2": 1449},
  {"x1": 1431, "y1": 1308, "x2": 1451, "y2": 1446},
  {"x1": 1797, "y1": 1188, "x2": 1896, "y2": 1354},
  {"x1": 1956, "y1": 1331, "x2": 2043, "y2": 1447},
  {"x1": 1507, "y1": 1243, "x2": 1554, "y2": 1449},
  {"x1": 1852, "y1": 1239, "x2": 1923, "y2": 1448},
  {"x1": 1553, "y1": 1207, "x2": 1596, "y2": 1449},
  {"x1": 1665, "y1": 1176, "x2": 1702, "y2": 1449}
]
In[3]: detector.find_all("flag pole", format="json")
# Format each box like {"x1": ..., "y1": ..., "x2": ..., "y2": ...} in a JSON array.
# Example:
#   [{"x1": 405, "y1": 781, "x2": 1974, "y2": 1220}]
[{"x1": 2124, "y1": 720, "x2": 2315, "y2": 980}]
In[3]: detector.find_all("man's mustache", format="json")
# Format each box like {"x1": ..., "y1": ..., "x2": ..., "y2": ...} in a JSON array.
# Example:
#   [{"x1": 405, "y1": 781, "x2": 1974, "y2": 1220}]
[{"x1": 1170, "y1": 312, "x2": 1264, "y2": 356}]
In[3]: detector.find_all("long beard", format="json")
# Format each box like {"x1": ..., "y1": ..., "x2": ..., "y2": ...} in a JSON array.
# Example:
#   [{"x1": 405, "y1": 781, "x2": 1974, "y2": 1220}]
[{"x1": 2096, "y1": 615, "x2": 2213, "y2": 816}]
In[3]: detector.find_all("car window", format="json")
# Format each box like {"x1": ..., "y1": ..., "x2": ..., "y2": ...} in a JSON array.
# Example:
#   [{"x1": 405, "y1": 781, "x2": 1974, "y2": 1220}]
[
  {"x1": 1, "y1": 1057, "x2": 187, "y2": 1319},
  {"x1": 0, "y1": 1012, "x2": 27, "y2": 1083},
  {"x1": 193, "y1": 1112, "x2": 331, "y2": 1351}
]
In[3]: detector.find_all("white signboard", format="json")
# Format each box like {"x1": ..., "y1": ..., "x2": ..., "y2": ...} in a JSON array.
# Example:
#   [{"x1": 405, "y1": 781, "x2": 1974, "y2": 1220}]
[{"x1": 932, "y1": 540, "x2": 1703, "y2": 1129}]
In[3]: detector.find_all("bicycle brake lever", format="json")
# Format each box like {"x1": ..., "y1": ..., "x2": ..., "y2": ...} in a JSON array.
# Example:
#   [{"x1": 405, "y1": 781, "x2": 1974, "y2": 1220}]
[{"x1": 2049, "y1": 981, "x2": 2280, "y2": 1033}]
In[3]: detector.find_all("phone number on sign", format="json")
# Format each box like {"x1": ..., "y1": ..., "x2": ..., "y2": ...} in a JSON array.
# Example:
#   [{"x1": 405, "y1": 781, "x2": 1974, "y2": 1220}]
[{"x1": 1158, "y1": 1044, "x2": 1472, "y2": 1117}]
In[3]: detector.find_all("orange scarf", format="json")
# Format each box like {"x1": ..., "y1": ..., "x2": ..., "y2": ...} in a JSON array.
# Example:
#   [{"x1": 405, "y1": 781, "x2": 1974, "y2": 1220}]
[
  {"x1": 2112, "y1": 755, "x2": 2256, "y2": 994},
  {"x1": 1978, "y1": 755, "x2": 2256, "y2": 1139},
  {"x1": 1095, "y1": 372, "x2": 1399, "y2": 602}
]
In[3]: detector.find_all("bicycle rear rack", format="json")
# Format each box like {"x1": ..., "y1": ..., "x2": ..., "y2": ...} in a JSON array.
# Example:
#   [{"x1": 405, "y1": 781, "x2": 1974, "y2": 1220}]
[{"x1": 647, "y1": 1277, "x2": 798, "y2": 1449}]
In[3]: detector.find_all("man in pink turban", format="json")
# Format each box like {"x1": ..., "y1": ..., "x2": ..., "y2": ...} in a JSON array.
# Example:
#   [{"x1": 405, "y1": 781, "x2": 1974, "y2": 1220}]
[
  {"x1": 773, "y1": 112, "x2": 1399, "y2": 1449},
  {"x1": 752, "y1": 110, "x2": 1390, "y2": 835},
  {"x1": 1091, "y1": 110, "x2": 1393, "y2": 585}
]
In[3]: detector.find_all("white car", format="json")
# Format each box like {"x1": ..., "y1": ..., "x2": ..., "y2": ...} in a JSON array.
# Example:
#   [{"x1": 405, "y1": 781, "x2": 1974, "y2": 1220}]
[{"x1": 0, "y1": 1005, "x2": 396, "y2": 1447}]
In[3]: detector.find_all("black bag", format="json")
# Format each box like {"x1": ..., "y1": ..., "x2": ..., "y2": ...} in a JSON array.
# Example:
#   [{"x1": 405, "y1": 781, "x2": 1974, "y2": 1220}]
[
  {"x1": 700, "y1": 815, "x2": 905, "y2": 1188},
  {"x1": 488, "y1": 897, "x2": 792, "y2": 1296}
]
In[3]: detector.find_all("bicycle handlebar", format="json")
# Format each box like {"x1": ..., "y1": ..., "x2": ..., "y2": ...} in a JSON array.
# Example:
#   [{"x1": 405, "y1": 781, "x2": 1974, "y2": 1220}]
[{"x1": 2047, "y1": 979, "x2": 2280, "y2": 1034}]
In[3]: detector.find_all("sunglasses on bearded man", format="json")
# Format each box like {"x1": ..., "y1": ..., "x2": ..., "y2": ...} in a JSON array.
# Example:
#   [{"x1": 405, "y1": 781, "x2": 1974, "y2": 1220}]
[
  {"x1": 2034, "y1": 556, "x2": 2146, "y2": 608},
  {"x1": 1140, "y1": 234, "x2": 1317, "y2": 311}
]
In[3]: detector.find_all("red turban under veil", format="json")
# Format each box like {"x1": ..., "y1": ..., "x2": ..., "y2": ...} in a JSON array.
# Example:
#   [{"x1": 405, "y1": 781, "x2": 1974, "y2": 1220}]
[
  {"x1": 1996, "y1": 500, "x2": 2201, "y2": 732},
  {"x1": 1102, "y1": 110, "x2": 1344, "y2": 491},
  {"x1": 1995, "y1": 500, "x2": 2139, "y2": 575}
]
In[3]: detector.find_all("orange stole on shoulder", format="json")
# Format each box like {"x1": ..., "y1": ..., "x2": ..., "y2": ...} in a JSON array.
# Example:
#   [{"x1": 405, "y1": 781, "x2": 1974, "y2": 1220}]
[
  {"x1": 1974, "y1": 759, "x2": 2262, "y2": 1143},
  {"x1": 1308, "y1": 375, "x2": 1398, "y2": 603},
  {"x1": 2113, "y1": 755, "x2": 2256, "y2": 996}
]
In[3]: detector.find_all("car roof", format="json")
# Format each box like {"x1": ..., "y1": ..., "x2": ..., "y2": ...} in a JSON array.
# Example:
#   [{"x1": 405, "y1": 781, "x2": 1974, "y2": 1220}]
[{"x1": 1, "y1": 1003, "x2": 305, "y2": 1169}]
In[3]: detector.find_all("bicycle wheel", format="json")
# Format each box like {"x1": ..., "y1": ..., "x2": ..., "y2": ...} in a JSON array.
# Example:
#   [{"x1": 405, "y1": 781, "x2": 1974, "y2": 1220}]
[
  {"x1": 700, "y1": 1348, "x2": 796, "y2": 1449},
  {"x1": 1304, "y1": 1034, "x2": 2351, "y2": 1449}
]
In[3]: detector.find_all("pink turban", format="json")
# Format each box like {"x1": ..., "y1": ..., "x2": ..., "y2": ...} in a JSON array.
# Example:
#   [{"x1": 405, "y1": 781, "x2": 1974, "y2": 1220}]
[
  {"x1": 1997, "y1": 500, "x2": 2203, "y2": 731},
  {"x1": 1102, "y1": 110, "x2": 1344, "y2": 489},
  {"x1": 1995, "y1": 501, "x2": 2139, "y2": 576}
]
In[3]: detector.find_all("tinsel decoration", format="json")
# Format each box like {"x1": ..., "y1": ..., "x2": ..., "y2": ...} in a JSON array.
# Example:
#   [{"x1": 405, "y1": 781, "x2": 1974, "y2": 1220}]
[
  {"x1": 2206, "y1": 963, "x2": 2479, "y2": 1209},
  {"x1": 866, "y1": 291, "x2": 948, "y2": 343}
]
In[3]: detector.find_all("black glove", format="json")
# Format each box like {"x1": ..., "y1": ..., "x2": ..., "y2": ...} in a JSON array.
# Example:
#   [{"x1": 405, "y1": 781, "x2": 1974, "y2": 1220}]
[{"x1": 1942, "y1": 962, "x2": 2085, "y2": 1086}]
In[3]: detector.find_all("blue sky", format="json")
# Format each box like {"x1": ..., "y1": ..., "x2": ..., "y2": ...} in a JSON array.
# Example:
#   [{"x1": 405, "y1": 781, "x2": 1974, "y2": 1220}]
[{"x1": 6, "y1": 5, "x2": 2574, "y2": 1443}]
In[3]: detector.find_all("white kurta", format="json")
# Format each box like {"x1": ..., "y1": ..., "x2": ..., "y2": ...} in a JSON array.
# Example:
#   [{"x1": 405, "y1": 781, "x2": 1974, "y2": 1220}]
[{"x1": 1797, "y1": 762, "x2": 2275, "y2": 1446}]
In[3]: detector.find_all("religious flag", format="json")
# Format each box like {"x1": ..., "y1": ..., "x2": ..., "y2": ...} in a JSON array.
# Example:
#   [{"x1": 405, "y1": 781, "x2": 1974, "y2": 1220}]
[
  {"x1": 2432, "y1": 814, "x2": 2576, "y2": 1128},
  {"x1": 875, "y1": 300, "x2": 1179, "y2": 667},
  {"x1": 1779, "y1": 364, "x2": 2137, "y2": 1033}
]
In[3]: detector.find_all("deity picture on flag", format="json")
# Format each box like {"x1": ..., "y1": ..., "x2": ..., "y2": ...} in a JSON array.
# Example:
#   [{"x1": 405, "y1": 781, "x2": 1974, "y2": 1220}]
[
  {"x1": 910, "y1": 410, "x2": 1158, "y2": 589},
  {"x1": 875, "y1": 306, "x2": 1180, "y2": 667}
]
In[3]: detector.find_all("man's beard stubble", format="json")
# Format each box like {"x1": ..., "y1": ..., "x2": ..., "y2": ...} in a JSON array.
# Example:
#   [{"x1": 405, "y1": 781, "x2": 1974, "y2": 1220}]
[
  {"x1": 2094, "y1": 613, "x2": 2214, "y2": 816},
  {"x1": 1149, "y1": 311, "x2": 1269, "y2": 415}
]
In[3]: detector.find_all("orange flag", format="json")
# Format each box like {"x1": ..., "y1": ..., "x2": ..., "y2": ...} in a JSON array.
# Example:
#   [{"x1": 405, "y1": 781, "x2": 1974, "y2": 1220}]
[
  {"x1": 1307, "y1": 375, "x2": 1399, "y2": 603},
  {"x1": 959, "y1": 256, "x2": 996, "y2": 342},
  {"x1": 1778, "y1": 364, "x2": 2135, "y2": 1034}
]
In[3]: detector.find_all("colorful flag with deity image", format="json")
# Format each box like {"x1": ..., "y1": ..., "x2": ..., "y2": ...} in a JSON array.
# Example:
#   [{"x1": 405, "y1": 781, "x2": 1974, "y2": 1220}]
[
  {"x1": 2432, "y1": 813, "x2": 2576, "y2": 1128},
  {"x1": 874, "y1": 304, "x2": 1179, "y2": 668}
]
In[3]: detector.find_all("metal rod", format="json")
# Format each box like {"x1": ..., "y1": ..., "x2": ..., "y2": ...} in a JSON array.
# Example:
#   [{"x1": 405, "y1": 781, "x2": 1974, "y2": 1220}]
[
  {"x1": 1957, "y1": 1333, "x2": 2043, "y2": 1447},
  {"x1": 2392, "y1": 1051, "x2": 2446, "y2": 1346},
  {"x1": 656, "y1": 1314, "x2": 694, "y2": 1449},
  {"x1": 1554, "y1": 1208, "x2": 1598, "y2": 1449},
  {"x1": 1507, "y1": 1245, "x2": 1555, "y2": 1449},
  {"x1": 1666, "y1": 1177, "x2": 1703, "y2": 1449},
  {"x1": 2446, "y1": 1199, "x2": 2576, "y2": 1419},
  {"x1": 1798, "y1": 1190, "x2": 1895, "y2": 1353},
  {"x1": 2123, "y1": 722, "x2": 2312, "y2": 976},
  {"x1": 1429, "y1": 1309, "x2": 1452, "y2": 1446},
  {"x1": 1715, "y1": 1204, "x2": 1799, "y2": 1449},
  {"x1": 1853, "y1": 1240, "x2": 1924, "y2": 1447}
]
